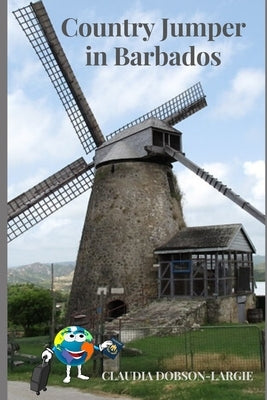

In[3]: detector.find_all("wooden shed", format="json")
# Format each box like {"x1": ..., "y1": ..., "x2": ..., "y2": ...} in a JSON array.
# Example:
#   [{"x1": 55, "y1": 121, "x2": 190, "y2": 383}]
[{"x1": 154, "y1": 224, "x2": 256, "y2": 298}]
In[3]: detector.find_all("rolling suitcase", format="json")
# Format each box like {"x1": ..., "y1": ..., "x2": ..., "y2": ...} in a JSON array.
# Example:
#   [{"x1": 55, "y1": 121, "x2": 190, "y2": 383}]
[{"x1": 30, "y1": 359, "x2": 50, "y2": 395}]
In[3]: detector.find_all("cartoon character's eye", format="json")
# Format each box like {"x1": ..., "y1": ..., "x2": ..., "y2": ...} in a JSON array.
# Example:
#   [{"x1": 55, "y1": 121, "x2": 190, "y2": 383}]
[
  {"x1": 75, "y1": 333, "x2": 86, "y2": 342},
  {"x1": 64, "y1": 333, "x2": 75, "y2": 342}
]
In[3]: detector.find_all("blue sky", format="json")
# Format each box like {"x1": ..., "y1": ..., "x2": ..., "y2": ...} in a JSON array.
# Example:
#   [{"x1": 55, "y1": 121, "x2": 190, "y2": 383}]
[{"x1": 8, "y1": 0, "x2": 265, "y2": 267}]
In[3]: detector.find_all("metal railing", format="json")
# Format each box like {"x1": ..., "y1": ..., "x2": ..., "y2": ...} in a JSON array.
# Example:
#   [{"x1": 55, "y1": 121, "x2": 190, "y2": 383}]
[{"x1": 110, "y1": 324, "x2": 264, "y2": 373}]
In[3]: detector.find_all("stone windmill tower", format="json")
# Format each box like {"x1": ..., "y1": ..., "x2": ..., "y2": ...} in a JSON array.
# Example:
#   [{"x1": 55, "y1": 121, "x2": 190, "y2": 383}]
[
  {"x1": 69, "y1": 118, "x2": 187, "y2": 325},
  {"x1": 10, "y1": 2, "x2": 265, "y2": 329}
]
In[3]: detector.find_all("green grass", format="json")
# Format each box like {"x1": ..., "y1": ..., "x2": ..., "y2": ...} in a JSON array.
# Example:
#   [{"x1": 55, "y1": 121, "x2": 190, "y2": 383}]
[
  {"x1": 121, "y1": 334, "x2": 186, "y2": 372},
  {"x1": 120, "y1": 324, "x2": 263, "y2": 372},
  {"x1": 87, "y1": 375, "x2": 265, "y2": 400},
  {"x1": 188, "y1": 325, "x2": 262, "y2": 356},
  {"x1": 8, "y1": 325, "x2": 265, "y2": 400},
  {"x1": 8, "y1": 371, "x2": 265, "y2": 400},
  {"x1": 11, "y1": 335, "x2": 50, "y2": 356}
]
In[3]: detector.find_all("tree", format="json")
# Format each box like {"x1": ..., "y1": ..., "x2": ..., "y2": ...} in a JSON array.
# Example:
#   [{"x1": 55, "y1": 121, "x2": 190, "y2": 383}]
[{"x1": 8, "y1": 284, "x2": 52, "y2": 336}]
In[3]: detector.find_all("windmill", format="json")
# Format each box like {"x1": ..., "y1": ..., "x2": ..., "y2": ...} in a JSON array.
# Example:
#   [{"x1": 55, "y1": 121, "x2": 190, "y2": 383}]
[{"x1": 10, "y1": 1, "x2": 265, "y2": 328}]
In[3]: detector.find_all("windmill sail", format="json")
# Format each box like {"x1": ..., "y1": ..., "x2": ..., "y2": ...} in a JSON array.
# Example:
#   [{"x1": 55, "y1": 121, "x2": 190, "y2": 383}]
[
  {"x1": 159, "y1": 145, "x2": 265, "y2": 225},
  {"x1": 8, "y1": 159, "x2": 94, "y2": 242},
  {"x1": 7, "y1": 84, "x2": 206, "y2": 240},
  {"x1": 13, "y1": 1, "x2": 105, "y2": 153},
  {"x1": 107, "y1": 82, "x2": 207, "y2": 139},
  {"x1": 7, "y1": 86, "x2": 196, "y2": 240}
]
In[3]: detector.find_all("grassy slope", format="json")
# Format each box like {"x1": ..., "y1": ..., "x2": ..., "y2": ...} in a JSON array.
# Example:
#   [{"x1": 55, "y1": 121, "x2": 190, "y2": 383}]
[{"x1": 8, "y1": 328, "x2": 265, "y2": 400}]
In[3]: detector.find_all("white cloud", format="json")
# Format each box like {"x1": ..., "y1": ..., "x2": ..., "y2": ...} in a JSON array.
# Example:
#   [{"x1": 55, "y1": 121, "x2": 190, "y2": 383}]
[
  {"x1": 88, "y1": 65, "x2": 203, "y2": 134},
  {"x1": 213, "y1": 68, "x2": 265, "y2": 118},
  {"x1": 8, "y1": 90, "x2": 52, "y2": 165},
  {"x1": 7, "y1": 0, "x2": 265, "y2": 266},
  {"x1": 8, "y1": 192, "x2": 90, "y2": 267},
  {"x1": 8, "y1": 89, "x2": 83, "y2": 169},
  {"x1": 176, "y1": 162, "x2": 234, "y2": 229},
  {"x1": 8, "y1": 168, "x2": 50, "y2": 200},
  {"x1": 178, "y1": 161, "x2": 230, "y2": 209},
  {"x1": 243, "y1": 160, "x2": 265, "y2": 201},
  {"x1": 176, "y1": 159, "x2": 265, "y2": 239},
  {"x1": 8, "y1": 1, "x2": 35, "y2": 55},
  {"x1": 10, "y1": 60, "x2": 44, "y2": 91}
]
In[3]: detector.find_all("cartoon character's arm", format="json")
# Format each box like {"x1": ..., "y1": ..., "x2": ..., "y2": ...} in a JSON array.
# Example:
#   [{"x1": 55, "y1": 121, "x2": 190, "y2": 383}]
[{"x1": 96, "y1": 340, "x2": 113, "y2": 351}]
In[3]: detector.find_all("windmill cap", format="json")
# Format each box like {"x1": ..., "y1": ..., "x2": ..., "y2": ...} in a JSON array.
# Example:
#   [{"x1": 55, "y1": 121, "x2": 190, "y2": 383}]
[{"x1": 94, "y1": 117, "x2": 182, "y2": 167}]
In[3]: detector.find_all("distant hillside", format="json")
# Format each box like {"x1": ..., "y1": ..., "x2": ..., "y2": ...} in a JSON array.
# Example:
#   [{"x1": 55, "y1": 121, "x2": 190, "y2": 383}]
[
  {"x1": 7, "y1": 254, "x2": 265, "y2": 291},
  {"x1": 253, "y1": 255, "x2": 265, "y2": 281},
  {"x1": 253, "y1": 255, "x2": 265, "y2": 266},
  {"x1": 8, "y1": 261, "x2": 75, "y2": 292}
]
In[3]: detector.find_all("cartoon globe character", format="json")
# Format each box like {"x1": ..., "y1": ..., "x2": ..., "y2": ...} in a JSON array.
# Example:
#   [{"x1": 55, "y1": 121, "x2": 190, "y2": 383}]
[{"x1": 42, "y1": 326, "x2": 112, "y2": 383}]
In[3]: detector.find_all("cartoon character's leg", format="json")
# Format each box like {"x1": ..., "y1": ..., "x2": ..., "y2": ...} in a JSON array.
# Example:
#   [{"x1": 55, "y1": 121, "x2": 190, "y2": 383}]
[
  {"x1": 77, "y1": 364, "x2": 89, "y2": 380},
  {"x1": 63, "y1": 365, "x2": 71, "y2": 383}
]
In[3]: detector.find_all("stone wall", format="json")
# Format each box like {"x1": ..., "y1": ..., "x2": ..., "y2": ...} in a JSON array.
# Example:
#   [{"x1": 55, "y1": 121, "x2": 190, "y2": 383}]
[
  {"x1": 206, "y1": 294, "x2": 256, "y2": 323},
  {"x1": 67, "y1": 161, "x2": 185, "y2": 327},
  {"x1": 105, "y1": 298, "x2": 208, "y2": 341}
]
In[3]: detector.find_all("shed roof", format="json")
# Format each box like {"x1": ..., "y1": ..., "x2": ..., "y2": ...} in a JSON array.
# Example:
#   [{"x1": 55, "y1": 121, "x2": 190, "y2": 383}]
[{"x1": 155, "y1": 223, "x2": 256, "y2": 254}]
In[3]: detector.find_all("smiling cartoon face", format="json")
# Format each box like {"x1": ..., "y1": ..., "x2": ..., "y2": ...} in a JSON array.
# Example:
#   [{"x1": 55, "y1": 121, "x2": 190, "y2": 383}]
[{"x1": 53, "y1": 326, "x2": 94, "y2": 366}]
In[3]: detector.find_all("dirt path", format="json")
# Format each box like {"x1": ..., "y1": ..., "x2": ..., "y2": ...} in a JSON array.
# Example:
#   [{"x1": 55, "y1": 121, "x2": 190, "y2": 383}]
[{"x1": 8, "y1": 381, "x2": 136, "y2": 400}]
